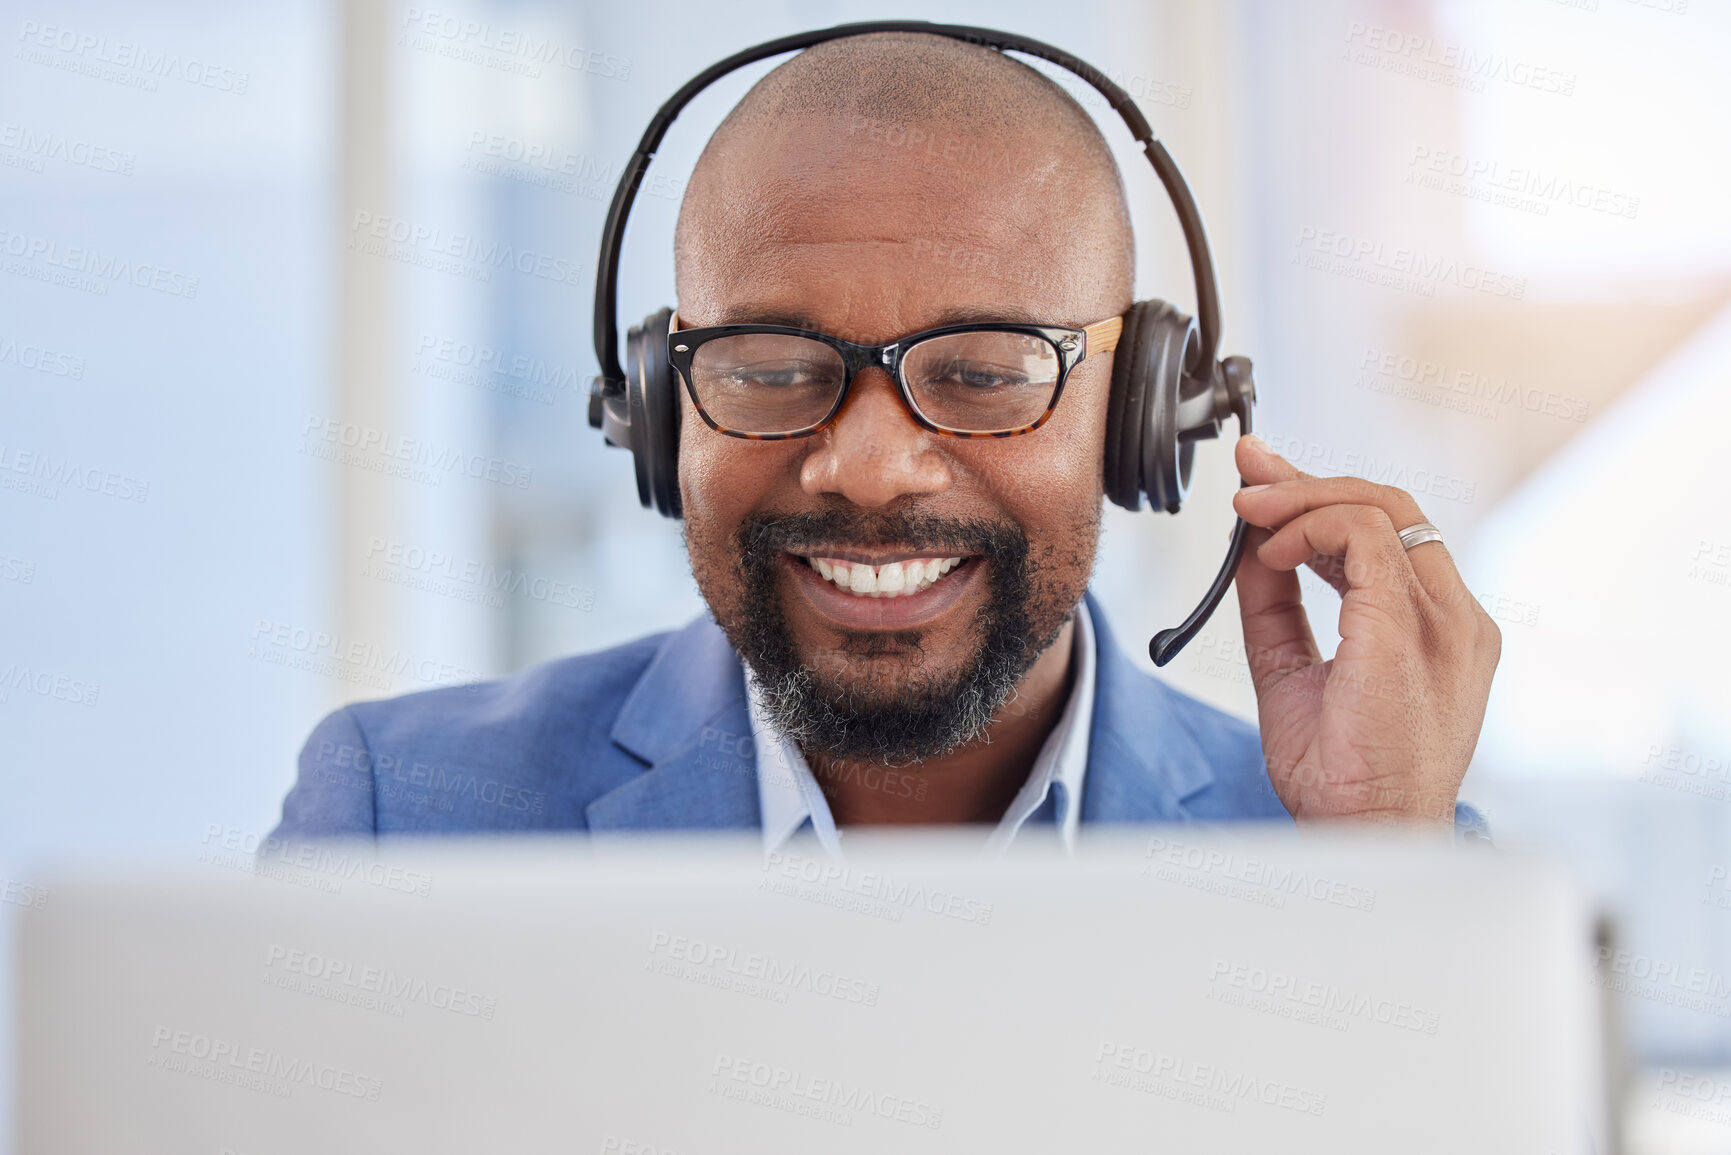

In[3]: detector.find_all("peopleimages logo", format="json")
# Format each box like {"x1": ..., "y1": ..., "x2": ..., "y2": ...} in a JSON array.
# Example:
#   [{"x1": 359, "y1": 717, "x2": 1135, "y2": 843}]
[
  {"x1": 148, "y1": 1026, "x2": 381, "y2": 1100},
  {"x1": 1644, "y1": 743, "x2": 1730, "y2": 782},
  {"x1": 1341, "y1": 21, "x2": 1576, "y2": 97},
  {"x1": 301, "y1": 415, "x2": 534, "y2": 489},
  {"x1": 1356, "y1": 346, "x2": 1590, "y2": 425},
  {"x1": 309, "y1": 737, "x2": 548, "y2": 816},
  {"x1": 1143, "y1": 836, "x2": 1379, "y2": 913},
  {"x1": 398, "y1": 8, "x2": 631, "y2": 81},
  {"x1": 459, "y1": 131, "x2": 684, "y2": 204},
  {"x1": 200, "y1": 824, "x2": 436, "y2": 897},
  {"x1": 1258, "y1": 432, "x2": 1476, "y2": 506},
  {"x1": 0, "y1": 334, "x2": 85, "y2": 378},
  {"x1": 1293, "y1": 226, "x2": 1526, "y2": 300},
  {"x1": 0, "y1": 444, "x2": 149, "y2": 503},
  {"x1": 247, "y1": 617, "x2": 487, "y2": 695},
  {"x1": 0, "y1": 226, "x2": 200, "y2": 298},
  {"x1": 264, "y1": 944, "x2": 497, "y2": 1019},
  {"x1": 413, "y1": 333, "x2": 586, "y2": 405},
  {"x1": 1206, "y1": 959, "x2": 1442, "y2": 1034},
  {"x1": 647, "y1": 931, "x2": 881, "y2": 1007},
  {"x1": 0, "y1": 121, "x2": 135, "y2": 175},
  {"x1": 0, "y1": 875, "x2": 49, "y2": 910},
  {"x1": 1593, "y1": 944, "x2": 1731, "y2": 1017},
  {"x1": 347, "y1": 211, "x2": 583, "y2": 287},
  {"x1": 710, "y1": 1053, "x2": 944, "y2": 1130},
  {"x1": 15, "y1": 19, "x2": 251, "y2": 94},
  {"x1": 0, "y1": 553, "x2": 36, "y2": 585},
  {"x1": 362, "y1": 536, "x2": 593, "y2": 611},
  {"x1": 1405, "y1": 145, "x2": 1639, "y2": 220},
  {"x1": 759, "y1": 851, "x2": 994, "y2": 925},
  {"x1": 0, "y1": 662, "x2": 101, "y2": 707},
  {"x1": 1094, "y1": 1041, "x2": 1327, "y2": 1116}
]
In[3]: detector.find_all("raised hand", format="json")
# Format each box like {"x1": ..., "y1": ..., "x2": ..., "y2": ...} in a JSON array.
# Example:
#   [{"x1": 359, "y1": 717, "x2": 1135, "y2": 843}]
[{"x1": 1228, "y1": 435, "x2": 1501, "y2": 828}]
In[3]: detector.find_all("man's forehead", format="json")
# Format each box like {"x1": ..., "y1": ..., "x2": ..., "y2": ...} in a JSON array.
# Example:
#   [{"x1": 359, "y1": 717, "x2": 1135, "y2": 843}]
[
  {"x1": 687, "y1": 118, "x2": 1077, "y2": 237},
  {"x1": 675, "y1": 115, "x2": 1120, "y2": 328},
  {"x1": 678, "y1": 238, "x2": 1096, "y2": 338}
]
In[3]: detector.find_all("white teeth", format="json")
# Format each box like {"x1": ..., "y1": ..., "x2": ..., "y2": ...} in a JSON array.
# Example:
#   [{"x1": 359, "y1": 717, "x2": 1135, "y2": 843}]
[{"x1": 804, "y1": 555, "x2": 967, "y2": 598}]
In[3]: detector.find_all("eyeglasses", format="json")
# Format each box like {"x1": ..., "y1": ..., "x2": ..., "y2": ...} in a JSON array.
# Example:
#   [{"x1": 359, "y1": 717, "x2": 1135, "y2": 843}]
[{"x1": 666, "y1": 312, "x2": 1125, "y2": 440}]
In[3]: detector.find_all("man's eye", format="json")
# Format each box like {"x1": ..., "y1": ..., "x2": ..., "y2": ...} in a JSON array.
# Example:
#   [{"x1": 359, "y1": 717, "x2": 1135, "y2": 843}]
[
  {"x1": 928, "y1": 360, "x2": 1029, "y2": 390},
  {"x1": 723, "y1": 362, "x2": 828, "y2": 389}
]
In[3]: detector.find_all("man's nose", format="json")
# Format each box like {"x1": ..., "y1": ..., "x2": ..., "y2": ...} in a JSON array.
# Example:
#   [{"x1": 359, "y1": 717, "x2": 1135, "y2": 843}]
[{"x1": 799, "y1": 367, "x2": 952, "y2": 506}]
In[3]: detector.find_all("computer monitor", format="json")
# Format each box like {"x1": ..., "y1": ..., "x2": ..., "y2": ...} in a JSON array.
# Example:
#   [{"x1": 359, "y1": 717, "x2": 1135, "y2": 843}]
[{"x1": 16, "y1": 830, "x2": 1615, "y2": 1153}]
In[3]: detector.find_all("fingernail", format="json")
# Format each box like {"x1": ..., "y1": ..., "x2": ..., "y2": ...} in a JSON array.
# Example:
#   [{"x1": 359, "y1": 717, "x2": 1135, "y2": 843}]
[
  {"x1": 1243, "y1": 433, "x2": 1270, "y2": 452},
  {"x1": 1239, "y1": 484, "x2": 1271, "y2": 495}
]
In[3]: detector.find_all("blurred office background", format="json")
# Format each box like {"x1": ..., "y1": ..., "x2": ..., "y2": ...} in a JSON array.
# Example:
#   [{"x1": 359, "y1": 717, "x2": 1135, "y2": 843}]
[{"x1": 2, "y1": 0, "x2": 1728, "y2": 1148}]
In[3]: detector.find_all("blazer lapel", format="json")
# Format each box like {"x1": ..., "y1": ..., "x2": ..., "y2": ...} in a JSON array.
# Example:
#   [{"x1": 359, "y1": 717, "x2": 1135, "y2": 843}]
[
  {"x1": 584, "y1": 613, "x2": 762, "y2": 832},
  {"x1": 1079, "y1": 591, "x2": 1218, "y2": 824}
]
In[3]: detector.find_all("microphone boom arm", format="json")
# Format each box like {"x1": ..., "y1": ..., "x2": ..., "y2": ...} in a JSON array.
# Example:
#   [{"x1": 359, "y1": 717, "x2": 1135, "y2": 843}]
[{"x1": 1149, "y1": 356, "x2": 1256, "y2": 667}]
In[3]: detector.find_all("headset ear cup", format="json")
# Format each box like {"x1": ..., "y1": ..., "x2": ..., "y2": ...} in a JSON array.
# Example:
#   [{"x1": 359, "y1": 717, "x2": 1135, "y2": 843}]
[
  {"x1": 1137, "y1": 301, "x2": 1199, "y2": 515},
  {"x1": 625, "y1": 306, "x2": 682, "y2": 519},
  {"x1": 1104, "y1": 301, "x2": 1153, "y2": 510},
  {"x1": 1105, "y1": 300, "x2": 1197, "y2": 513}
]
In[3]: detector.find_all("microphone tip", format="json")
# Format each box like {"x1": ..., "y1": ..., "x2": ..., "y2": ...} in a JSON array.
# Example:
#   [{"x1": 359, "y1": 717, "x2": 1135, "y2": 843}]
[{"x1": 1149, "y1": 630, "x2": 1180, "y2": 667}]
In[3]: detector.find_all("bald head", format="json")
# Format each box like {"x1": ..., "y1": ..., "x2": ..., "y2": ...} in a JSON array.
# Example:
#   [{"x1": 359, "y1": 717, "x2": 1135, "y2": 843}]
[{"x1": 673, "y1": 32, "x2": 1134, "y2": 333}]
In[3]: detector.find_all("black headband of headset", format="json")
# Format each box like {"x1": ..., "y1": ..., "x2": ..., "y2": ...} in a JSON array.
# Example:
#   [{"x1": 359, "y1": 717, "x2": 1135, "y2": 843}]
[{"x1": 590, "y1": 19, "x2": 1222, "y2": 395}]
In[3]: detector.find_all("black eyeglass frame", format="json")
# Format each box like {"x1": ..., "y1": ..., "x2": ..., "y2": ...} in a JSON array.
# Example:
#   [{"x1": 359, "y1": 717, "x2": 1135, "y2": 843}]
[{"x1": 665, "y1": 314, "x2": 1124, "y2": 441}]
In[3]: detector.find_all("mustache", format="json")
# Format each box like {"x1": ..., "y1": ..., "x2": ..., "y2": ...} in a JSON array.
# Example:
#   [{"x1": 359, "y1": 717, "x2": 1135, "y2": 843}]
[
  {"x1": 735, "y1": 508, "x2": 1024, "y2": 562},
  {"x1": 726, "y1": 505, "x2": 1044, "y2": 764}
]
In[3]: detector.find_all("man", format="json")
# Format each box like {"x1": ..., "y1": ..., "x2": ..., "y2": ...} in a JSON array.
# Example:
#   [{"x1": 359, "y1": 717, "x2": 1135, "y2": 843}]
[{"x1": 272, "y1": 33, "x2": 1499, "y2": 851}]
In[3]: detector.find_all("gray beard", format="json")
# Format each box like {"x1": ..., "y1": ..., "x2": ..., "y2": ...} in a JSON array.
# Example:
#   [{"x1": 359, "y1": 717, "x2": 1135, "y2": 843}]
[{"x1": 723, "y1": 509, "x2": 1072, "y2": 767}]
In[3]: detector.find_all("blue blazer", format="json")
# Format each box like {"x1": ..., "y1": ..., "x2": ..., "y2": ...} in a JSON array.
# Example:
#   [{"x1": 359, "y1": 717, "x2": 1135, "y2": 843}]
[{"x1": 270, "y1": 592, "x2": 1483, "y2": 840}]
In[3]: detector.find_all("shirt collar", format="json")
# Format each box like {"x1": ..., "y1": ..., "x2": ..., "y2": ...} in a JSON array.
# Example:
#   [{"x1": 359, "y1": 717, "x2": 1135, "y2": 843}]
[{"x1": 747, "y1": 599, "x2": 1098, "y2": 858}]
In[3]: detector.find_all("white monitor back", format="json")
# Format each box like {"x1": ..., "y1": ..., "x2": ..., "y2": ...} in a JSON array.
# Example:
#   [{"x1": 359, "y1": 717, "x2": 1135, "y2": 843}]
[{"x1": 16, "y1": 830, "x2": 1614, "y2": 1154}]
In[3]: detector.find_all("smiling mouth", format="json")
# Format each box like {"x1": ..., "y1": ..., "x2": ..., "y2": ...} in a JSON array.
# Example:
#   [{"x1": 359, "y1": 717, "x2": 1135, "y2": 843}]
[{"x1": 794, "y1": 553, "x2": 975, "y2": 598}]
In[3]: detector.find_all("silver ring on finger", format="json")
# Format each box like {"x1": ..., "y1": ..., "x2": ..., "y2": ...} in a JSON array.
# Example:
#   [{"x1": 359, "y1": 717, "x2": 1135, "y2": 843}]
[{"x1": 1397, "y1": 521, "x2": 1444, "y2": 551}]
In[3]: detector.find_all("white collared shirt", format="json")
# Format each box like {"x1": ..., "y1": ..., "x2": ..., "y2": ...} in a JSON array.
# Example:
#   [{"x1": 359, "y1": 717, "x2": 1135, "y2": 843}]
[{"x1": 747, "y1": 600, "x2": 1098, "y2": 857}]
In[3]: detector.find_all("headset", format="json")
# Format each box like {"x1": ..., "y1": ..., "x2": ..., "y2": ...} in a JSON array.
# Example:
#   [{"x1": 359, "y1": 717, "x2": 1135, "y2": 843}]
[{"x1": 588, "y1": 20, "x2": 1256, "y2": 666}]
